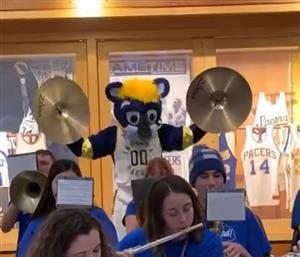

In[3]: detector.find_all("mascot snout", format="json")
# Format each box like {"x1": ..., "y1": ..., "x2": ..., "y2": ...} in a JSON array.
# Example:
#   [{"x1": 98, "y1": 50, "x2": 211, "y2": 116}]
[{"x1": 138, "y1": 114, "x2": 152, "y2": 139}]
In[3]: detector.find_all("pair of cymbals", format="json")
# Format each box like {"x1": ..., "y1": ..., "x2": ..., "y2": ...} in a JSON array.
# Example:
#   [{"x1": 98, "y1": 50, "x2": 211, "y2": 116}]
[
  {"x1": 186, "y1": 67, "x2": 252, "y2": 133},
  {"x1": 34, "y1": 68, "x2": 252, "y2": 144},
  {"x1": 33, "y1": 76, "x2": 89, "y2": 144}
]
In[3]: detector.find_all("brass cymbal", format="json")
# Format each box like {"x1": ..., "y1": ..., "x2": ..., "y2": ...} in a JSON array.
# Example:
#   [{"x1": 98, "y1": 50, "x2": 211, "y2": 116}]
[
  {"x1": 33, "y1": 76, "x2": 89, "y2": 144},
  {"x1": 10, "y1": 170, "x2": 47, "y2": 214},
  {"x1": 186, "y1": 67, "x2": 252, "y2": 133}
]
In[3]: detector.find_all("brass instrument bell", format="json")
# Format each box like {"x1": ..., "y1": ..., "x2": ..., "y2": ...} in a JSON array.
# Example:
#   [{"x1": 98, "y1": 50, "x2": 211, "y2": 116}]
[{"x1": 10, "y1": 170, "x2": 46, "y2": 214}]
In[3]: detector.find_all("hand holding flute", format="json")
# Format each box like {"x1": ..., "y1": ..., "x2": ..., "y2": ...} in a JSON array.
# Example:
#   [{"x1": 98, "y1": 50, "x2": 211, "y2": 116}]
[{"x1": 130, "y1": 223, "x2": 203, "y2": 254}]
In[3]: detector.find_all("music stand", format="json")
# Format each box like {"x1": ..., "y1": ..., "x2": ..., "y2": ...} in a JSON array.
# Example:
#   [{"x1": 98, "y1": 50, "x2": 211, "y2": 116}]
[
  {"x1": 56, "y1": 177, "x2": 94, "y2": 209},
  {"x1": 131, "y1": 177, "x2": 158, "y2": 203},
  {"x1": 7, "y1": 152, "x2": 38, "y2": 184},
  {"x1": 206, "y1": 188, "x2": 246, "y2": 221}
]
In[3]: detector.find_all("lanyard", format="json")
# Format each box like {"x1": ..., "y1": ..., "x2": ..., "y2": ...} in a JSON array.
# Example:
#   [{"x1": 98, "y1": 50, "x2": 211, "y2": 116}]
[{"x1": 163, "y1": 239, "x2": 188, "y2": 257}]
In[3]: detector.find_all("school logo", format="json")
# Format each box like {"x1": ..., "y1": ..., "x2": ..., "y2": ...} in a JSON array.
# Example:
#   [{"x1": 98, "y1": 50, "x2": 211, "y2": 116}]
[{"x1": 220, "y1": 224, "x2": 236, "y2": 242}]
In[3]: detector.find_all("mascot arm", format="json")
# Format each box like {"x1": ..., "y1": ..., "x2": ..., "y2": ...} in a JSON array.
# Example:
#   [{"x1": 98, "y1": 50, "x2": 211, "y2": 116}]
[
  {"x1": 158, "y1": 123, "x2": 206, "y2": 151},
  {"x1": 189, "y1": 123, "x2": 206, "y2": 142},
  {"x1": 67, "y1": 126, "x2": 117, "y2": 159}
]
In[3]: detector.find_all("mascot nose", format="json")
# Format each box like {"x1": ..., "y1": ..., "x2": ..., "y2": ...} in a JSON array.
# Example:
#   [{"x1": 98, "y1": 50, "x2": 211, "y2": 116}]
[{"x1": 138, "y1": 115, "x2": 151, "y2": 139}]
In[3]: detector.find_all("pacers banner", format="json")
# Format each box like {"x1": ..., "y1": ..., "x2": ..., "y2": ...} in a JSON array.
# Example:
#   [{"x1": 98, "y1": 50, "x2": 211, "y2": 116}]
[{"x1": 109, "y1": 51, "x2": 192, "y2": 179}]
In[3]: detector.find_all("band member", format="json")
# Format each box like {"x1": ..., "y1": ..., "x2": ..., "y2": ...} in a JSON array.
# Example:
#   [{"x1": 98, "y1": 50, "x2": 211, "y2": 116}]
[
  {"x1": 119, "y1": 175, "x2": 223, "y2": 257},
  {"x1": 291, "y1": 189, "x2": 300, "y2": 249},
  {"x1": 124, "y1": 157, "x2": 174, "y2": 233},
  {"x1": 189, "y1": 145, "x2": 271, "y2": 257},
  {"x1": 27, "y1": 208, "x2": 132, "y2": 257},
  {"x1": 17, "y1": 159, "x2": 118, "y2": 257},
  {"x1": 35, "y1": 149, "x2": 55, "y2": 177},
  {"x1": 1, "y1": 149, "x2": 55, "y2": 248}
]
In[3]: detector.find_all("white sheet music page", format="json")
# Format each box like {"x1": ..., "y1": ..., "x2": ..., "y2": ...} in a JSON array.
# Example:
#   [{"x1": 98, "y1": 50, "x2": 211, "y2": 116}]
[
  {"x1": 206, "y1": 189, "x2": 245, "y2": 221},
  {"x1": 7, "y1": 152, "x2": 37, "y2": 183},
  {"x1": 56, "y1": 177, "x2": 93, "y2": 208}
]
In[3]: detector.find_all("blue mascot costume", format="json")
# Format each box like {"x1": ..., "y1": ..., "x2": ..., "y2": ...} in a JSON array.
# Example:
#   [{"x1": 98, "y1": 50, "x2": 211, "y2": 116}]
[{"x1": 68, "y1": 77, "x2": 206, "y2": 238}]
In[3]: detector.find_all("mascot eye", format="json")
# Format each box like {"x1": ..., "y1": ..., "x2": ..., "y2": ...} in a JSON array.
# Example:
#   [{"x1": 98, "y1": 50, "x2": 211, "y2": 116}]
[
  {"x1": 126, "y1": 111, "x2": 140, "y2": 125},
  {"x1": 147, "y1": 110, "x2": 157, "y2": 124}
]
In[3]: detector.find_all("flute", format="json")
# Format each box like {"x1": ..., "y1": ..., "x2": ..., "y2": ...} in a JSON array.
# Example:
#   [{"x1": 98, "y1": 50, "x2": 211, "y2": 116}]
[{"x1": 131, "y1": 223, "x2": 203, "y2": 255}]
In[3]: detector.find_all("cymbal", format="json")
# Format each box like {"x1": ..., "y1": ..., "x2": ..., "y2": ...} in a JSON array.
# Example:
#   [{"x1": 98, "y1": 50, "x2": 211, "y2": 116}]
[
  {"x1": 10, "y1": 170, "x2": 47, "y2": 214},
  {"x1": 186, "y1": 67, "x2": 252, "y2": 133},
  {"x1": 33, "y1": 76, "x2": 89, "y2": 144}
]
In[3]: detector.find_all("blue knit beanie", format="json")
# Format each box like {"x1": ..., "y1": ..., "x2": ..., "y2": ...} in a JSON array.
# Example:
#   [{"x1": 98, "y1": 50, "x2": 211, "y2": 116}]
[{"x1": 189, "y1": 145, "x2": 226, "y2": 187}]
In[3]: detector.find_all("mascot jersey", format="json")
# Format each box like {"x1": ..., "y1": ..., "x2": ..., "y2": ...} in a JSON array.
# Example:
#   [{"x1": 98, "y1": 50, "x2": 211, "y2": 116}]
[
  {"x1": 68, "y1": 78, "x2": 206, "y2": 238},
  {"x1": 114, "y1": 127, "x2": 162, "y2": 203}
]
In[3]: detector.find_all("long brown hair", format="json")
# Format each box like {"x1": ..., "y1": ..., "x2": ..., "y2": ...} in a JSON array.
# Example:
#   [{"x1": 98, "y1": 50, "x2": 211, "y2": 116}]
[
  {"x1": 136, "y1": 157, "x2": 174, "y2": 226},
  {"x1": 145, "y1": 175, "x2": 203, "y2": 245},
  {"x1": 32, "y1": 159, "x2": 82, "y2": 219},
  {"x1": 27, "y1": 208, "x2": 114, "y2": 257}
]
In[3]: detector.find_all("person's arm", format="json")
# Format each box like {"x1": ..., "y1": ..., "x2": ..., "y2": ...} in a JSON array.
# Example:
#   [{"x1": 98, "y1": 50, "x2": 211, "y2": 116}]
[
  {"x1": 223, "y1": 241, "x2": 252, "y2": 257},
  {"x1": 115, "y1": 249, "x2": 133, "y2": 257},
  {"x1": 246, "y1": 209, "x2": 271, "y2": 257},
  {"x1": 292, "y1": 240, "x2": 300, "y2": 253},
  {"x1": 118, "y1": 228, "x2": 146, "y2": 252},
  {"x1": 16, "y1": 219, "x2": 41, "y2": 257},
  {"x1": 123, "y1": 201, "x2": 139, "y2": 233},
  {"x1": 125, "y1": 215, "x2": 139, "y2": 233},
  {"x1": 1, "y1": 203, "x2": 19, "y2": 232}
]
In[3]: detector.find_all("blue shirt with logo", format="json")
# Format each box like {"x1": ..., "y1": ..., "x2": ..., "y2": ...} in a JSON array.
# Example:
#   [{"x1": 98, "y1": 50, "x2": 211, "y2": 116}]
[
  {"x1": 118, "y1": 227, "x2": 223, "y2": 257},
  {"x1": 219, "y1": 208, "x2": 271, "y2": 257}
]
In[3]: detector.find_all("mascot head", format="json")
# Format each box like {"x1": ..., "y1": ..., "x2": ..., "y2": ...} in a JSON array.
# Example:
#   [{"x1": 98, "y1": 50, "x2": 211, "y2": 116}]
[{"x1": 106, "y1": 78, "x2": 170, "y2": 143}]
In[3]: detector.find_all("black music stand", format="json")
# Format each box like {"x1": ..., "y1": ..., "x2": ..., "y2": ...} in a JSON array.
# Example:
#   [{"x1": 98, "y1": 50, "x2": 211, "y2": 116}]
[{"x1": 131, "y1": 177, "x2": 158, "y2": 203}]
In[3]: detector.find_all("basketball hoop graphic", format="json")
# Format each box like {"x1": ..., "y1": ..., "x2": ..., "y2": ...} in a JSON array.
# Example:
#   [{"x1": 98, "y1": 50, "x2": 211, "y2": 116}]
[
  {"x1": 30, "y1": 59, "x2": 72, "y2": 87},
  {"x1": 50, "y1": 59, "x2": 71, "y2": 79},
  {"x1": 30, "y1": 62, "x2": 51, "y2": 86}
]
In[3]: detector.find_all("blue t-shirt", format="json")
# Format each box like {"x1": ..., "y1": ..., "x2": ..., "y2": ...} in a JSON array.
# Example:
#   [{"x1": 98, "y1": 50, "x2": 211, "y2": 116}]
[
  {"x1": 118, "y1": 227, "x2": 223, "y2": 257},
  {"x1": 17, "y1": 207, "x2": 118, "y2": 257},
  {"x1": 219, "y1": 208, "x2": 271, "y2": 257},
  {"x1": 292, "y1": 190, "x2": 300, "y2": 230},
  {"x1": 122, "y1": 200, "x2": 139, "y2": 225}
]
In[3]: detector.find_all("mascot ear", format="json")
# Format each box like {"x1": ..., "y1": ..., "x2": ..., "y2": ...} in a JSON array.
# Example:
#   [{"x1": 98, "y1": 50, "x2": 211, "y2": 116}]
[
  {"x1": 153, "y1": 78, "x2": 170, "y2": 98},
  {"x1": 105, "y1": 81, "x2": 123, "y2": 103}
]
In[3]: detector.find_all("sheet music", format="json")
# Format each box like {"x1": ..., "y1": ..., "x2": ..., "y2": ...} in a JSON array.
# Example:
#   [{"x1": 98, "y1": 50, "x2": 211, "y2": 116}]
[
  {"x1": 7, "y1": 152, "x2": 37, "y2": 183},
  {"x1": 207, "y1": 189, "x2": 245, "y2": 221},
  {"x1": 56, "y1": 177, "x2": 93, "y2": 208}
]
